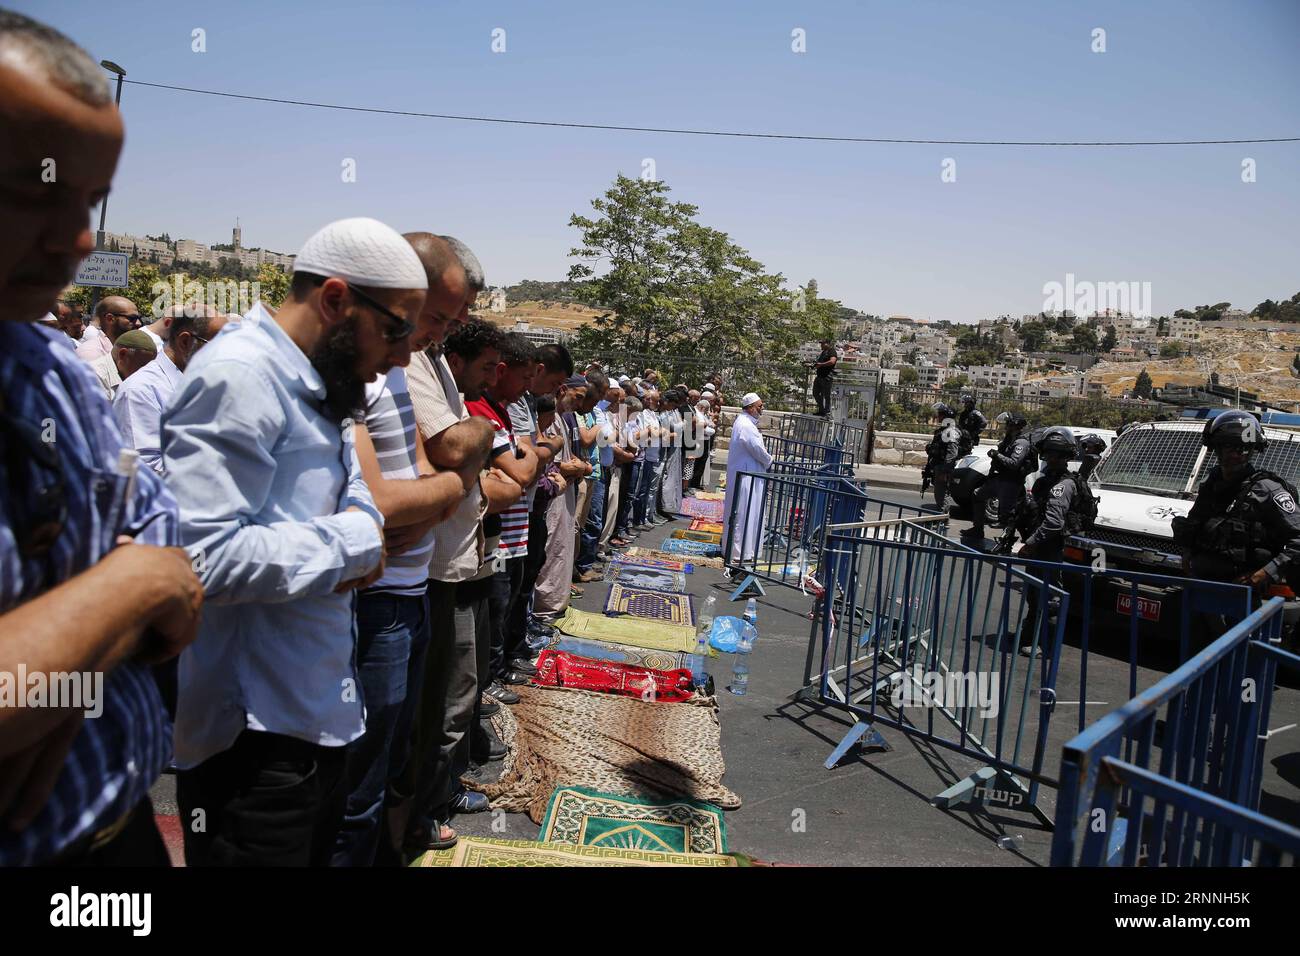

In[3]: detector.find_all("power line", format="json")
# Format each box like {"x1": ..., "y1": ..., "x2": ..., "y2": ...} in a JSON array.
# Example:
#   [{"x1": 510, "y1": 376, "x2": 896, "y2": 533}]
[{"x1": 118, "y1": 79, "x2": 1300, "y2": 147}]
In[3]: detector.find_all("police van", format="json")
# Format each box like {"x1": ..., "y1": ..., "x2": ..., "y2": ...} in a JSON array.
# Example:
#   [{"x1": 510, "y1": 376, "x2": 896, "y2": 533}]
[{"x1": 1062, "y1": 414, "x2": 1300, "y2": 637}]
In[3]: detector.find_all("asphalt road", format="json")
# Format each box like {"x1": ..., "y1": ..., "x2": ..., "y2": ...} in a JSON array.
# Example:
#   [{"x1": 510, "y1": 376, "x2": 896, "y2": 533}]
[{"x1": 153, "y1": 486, "x2": 1300, "y2": 867}]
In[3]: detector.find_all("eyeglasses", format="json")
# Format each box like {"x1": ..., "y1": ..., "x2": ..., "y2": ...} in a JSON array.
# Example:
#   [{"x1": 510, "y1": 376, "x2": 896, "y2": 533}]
[{"x1": 345, "y1": 283, "x2": 415, "y2": 343}]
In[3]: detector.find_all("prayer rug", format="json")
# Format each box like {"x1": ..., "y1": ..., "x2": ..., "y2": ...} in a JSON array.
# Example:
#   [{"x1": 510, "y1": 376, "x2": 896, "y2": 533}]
[
  {"x1": 604, "y1": 583, "x2": 696, "y2": 626},
  {"x1": 671, "y1": 528, "x2": 723, "y2": 544},
  {"x1": 688, "y1": 518, "x2": 724, "y2": 534},
  {"x1": 623, "y1": 546, "x2": 727, "y2": 570},
  {"x1": 661, "y1": 537, "x2": 723, "y2": 557},
  {"x1": 539, "y1": 786, "x2": 729, "y2": 854},
  {"x1": 606, "y1": 565, "x2": 687, "y2": 592},
  {"x1": 692, "y1": 490, "x2": 725, "y2": 501},
  {"x1": 471, "y1": 684, "x2": 742, "y2": 822},
  {"x1": 553, "y1": 607, "x2": 698, "y2": 653},
  {"x1": 611, "y1": 550, "x2": 693, "y2": 572},
  {"x1": 532, "y1": 649, "x2": 694, "y2": 703},
  {"x1": 411, "y1": 837, "x2": 737, "y2": 867},
  {"x1": 680, "y1": 498, "x2": 724, "y2": 520},
  {"x1": 538, "y1": 632, "x2": 692, "y2": 670}
]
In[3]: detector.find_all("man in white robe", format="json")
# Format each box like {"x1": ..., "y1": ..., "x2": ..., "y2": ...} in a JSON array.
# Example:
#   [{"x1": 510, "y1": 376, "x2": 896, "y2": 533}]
[{"x1": 723, "y1": 393, "x2": 774, "y2": 563}]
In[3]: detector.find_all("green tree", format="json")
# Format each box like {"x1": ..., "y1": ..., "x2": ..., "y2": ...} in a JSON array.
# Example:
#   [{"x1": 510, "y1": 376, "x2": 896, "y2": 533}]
[
  {"x1": 1134, "y1": 368, "x2": 1154, "y2": 399},
  {"x1": 1071, "y1": 325, "x2": 1099, "y2": 352},
  {"x1": 898, "y1": 366, "x2": 919, "y2": 386},
  {"x1": 1101, "y1": 326, "x2": 1118, "y2": 352},
  {"x1": 1159, "y1": 341, "x2": 1183, "y2": 358},
  {"x1": 1018, "y1": 322, "x2": 1047, "y2": 352},
  {"x1": 569, "y1": 174, "x2": 805, "y2": 398},
  {"x1": 255, "y1": 262, "x2": 290, "y2": 309}
]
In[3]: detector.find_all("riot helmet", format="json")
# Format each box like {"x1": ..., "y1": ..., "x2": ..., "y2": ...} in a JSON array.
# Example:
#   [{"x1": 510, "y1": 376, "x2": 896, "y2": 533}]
[
  {"x1": 1202, "y1": 409, "x2": 1266, "y2": 451},
  {"x1": 1035, "y1": 425, "x2": 1078, "y2": 458}
]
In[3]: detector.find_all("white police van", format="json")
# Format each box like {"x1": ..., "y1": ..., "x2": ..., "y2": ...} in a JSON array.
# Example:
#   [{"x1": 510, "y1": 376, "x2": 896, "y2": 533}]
[{"x1": 1063, "y1": 415, "x2": 1300, "y2": 637}]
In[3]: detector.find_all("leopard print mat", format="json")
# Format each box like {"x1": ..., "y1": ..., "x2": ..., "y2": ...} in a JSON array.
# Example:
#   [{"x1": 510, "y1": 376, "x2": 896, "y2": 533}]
[{"x1": 469, "y1": 684, "x2": 742, "y2": 824}]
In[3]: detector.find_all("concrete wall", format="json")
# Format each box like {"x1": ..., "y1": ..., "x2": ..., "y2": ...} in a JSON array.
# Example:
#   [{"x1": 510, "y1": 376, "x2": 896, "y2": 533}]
[{"x1": 871, "y1": 429, "x2": 995, "y2": 466}]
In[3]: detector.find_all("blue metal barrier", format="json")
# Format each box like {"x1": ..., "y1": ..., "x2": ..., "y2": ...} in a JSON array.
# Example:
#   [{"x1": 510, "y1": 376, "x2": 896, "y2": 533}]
[
  {"x1": 778, "y1": 414, "x2": 871, "y2": 463},
  {"x1": 813, "y1": 522, "x2": 1069, "y2": 825},
  {"x1": 723, "y1": 471, "x2": 936, "y2": 597},
  {"x1": 765, "y1": 434, "x2": 856, "y2": 472},
  {"x1": 1052, "y1": 598, "x2": 1300, "y2": 866}
]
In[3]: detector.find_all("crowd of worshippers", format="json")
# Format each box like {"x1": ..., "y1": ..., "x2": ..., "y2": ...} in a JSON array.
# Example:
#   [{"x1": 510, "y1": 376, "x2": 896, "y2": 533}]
[{"x1": 0, "y1": 11, "x2": 738, "y2": 868}]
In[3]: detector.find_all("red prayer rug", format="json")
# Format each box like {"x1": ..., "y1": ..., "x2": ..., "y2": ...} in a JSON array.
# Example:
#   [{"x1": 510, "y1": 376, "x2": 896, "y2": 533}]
[{"x1": 532, "y1": 650, "x2": 695, "y2": 703}]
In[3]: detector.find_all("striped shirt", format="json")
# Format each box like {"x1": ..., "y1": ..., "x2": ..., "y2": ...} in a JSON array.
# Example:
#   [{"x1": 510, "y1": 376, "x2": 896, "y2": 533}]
[
  {"x1": 0, "y1": 323, "x2": 178, "y2": 866},
  {"x1": 360, "y1": 368, "x2": 432, "y2": 594},
  {"x1": 465, "y1": 394, "x2": 529, "y2": 559}
]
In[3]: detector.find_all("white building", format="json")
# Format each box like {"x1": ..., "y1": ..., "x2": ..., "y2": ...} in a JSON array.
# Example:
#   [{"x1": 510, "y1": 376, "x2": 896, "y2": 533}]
[
  {"x1": 1020, "y1": 372, "x2": 1084, "y2": 398},
  {"x1": 965, "y1": 364, "x2": 1025, "y2": 389},
  {"x1": 914, "y1": 365, "x2": 953, "y2": 389},
  {"x1": 1166, "y1": 316, "x2": 1201, "y2": 341},
  {"x1": 502, "y1": 320, "x2": 572, "y2": 347}
]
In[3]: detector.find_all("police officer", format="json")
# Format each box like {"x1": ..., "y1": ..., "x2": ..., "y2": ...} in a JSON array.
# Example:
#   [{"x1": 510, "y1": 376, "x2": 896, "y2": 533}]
[
  {"x1": 962, "y1": 410, "x2": 1032, "y2": 546},
  {"x1": 1171, "y1": 411, "x2": 1300, "y2": 595},
  {"x1": 923, "y1": 402, "x2": 962, "y2": 510},
  {"x1": 1016, "y1": 427, "x2": 1083, "y2": 562},
  {"x1": 957, "y1": 393, "x2": 987, "y2": 456}
]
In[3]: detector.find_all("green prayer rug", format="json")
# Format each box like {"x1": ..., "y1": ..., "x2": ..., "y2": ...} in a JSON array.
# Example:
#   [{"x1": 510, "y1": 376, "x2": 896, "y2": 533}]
[
  {"x1": 411, "y1": 836, "x2": 737, "y2": 867},
  {"x1": 554, "y1": 607, "x2": 698, "y2": 653},
  {"x1": 539, "y1": 786, "x2": 729, "y2": 854}
]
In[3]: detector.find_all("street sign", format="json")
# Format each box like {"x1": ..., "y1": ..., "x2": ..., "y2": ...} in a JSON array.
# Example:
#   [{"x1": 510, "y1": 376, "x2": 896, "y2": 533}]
[{"x1": 74, "y1": 251, "x2": 130, "y2": 288}]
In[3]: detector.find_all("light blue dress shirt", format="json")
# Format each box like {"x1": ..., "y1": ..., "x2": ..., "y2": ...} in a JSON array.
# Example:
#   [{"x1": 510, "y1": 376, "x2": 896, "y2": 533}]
[
  {"x1": 113, "y1": 348, "x2": 181, "y2": 474},
  {"x1": 161, "y1": 303, "x2": 384, "y2": 768}
]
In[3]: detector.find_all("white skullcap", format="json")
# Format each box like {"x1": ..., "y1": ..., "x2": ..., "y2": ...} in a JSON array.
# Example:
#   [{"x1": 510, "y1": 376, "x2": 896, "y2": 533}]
[
  {"x1": 294, "y1": 217, "x2": 427, "y2": 290},
  {"x1": 741, "y1": 392, "x2": 761, "y2": 408}
]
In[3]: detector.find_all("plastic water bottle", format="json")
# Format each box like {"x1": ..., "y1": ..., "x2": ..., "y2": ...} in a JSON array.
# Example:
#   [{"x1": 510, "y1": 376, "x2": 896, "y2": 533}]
[
  {"x1": 729, "y1": 654, "x2": 749, "y2": 696},
  {"x1": 690, "y1": 595, "x2": 718, "y2": 690},
  {"x1": 743, "y1": 597, "x2": 757, "y2": 627}
]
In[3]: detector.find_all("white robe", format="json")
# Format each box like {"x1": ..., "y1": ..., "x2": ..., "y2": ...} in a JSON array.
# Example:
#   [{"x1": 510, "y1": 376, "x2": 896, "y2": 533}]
[{"x1": 723, "y1": 410, "x2": 774, "y2": 562}]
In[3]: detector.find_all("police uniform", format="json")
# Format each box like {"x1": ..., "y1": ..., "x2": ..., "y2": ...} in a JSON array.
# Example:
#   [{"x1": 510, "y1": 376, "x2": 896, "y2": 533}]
[
  {"x1": 957, "y1": 406, "x2": 987, "y2": 456},
  {"x1": 970, "y1": 430, "x2": 1032, "y2": 535},
  {"x1": 1174, "y1": 466, "x2": 1300, "y2": 587},
  {"x1": 924, "y1": 418, "x2": 962, "y2": 509},
  {"x1": 1018, "y1": 469, "x2": 1078, "y2": 561}
]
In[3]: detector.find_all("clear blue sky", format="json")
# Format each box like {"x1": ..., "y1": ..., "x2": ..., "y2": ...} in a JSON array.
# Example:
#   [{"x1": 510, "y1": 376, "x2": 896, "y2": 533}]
[{"x1": 19, "y1": 0, "x2": 1300, "y2": 323}]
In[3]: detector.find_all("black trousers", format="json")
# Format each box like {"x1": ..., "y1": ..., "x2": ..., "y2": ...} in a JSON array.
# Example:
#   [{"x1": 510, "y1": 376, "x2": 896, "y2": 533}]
[
  {"x1": 690, "y1": 440, "x2": 710, "y2": 489},
  {"x1": 177, "y1": 730, "x2": 346, "y2": 867},
  {"x1": 813, "y1": 375, "x2": 833, "y2": 415}
]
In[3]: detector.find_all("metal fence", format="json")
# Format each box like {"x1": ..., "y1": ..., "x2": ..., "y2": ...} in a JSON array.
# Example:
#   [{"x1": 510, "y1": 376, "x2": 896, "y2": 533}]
[
  {"x1": 875, "y1": 385, "x2": 1177, "y2": 434},
  {"x1": 812, "y1": 519, "x2": 1069, "y2": 825},
  {"x1": 721, "y1": 471, "x2": 872, "y2": 589},
  {"x1": 776, "y1": 413, "x2": 872, "y2": 464},
  {"x1": 765, "y1": 434, "x2": 856, "y2": 472},
  {"x1": 1052, "y1": 598, "x2": 1300, "y2": 866},
  {"x1": 795, "y1": 518, "x2": 1253, "y2": 827}
]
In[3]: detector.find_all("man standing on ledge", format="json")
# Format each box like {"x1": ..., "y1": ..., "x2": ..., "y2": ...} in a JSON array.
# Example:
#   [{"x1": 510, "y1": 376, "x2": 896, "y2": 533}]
[
  {"x1": 723, "y1": 393, "x2": 774, "y2": 564},
  {"x1": 812, "y1": 339, "x2": 838, "y2": 417}
]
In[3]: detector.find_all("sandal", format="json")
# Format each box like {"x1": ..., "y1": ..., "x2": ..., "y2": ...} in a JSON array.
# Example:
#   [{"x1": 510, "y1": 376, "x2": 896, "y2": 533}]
[
  {"x1": 428, "y1": 821, "x2": 458, "y2": 851},
  {"x1": 571, "y1": 584, "x2": 585, "y2": 596}
]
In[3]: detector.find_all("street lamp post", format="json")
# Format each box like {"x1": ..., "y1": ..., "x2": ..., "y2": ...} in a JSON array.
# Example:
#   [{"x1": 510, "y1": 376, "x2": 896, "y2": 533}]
[{"x1": 90, "y1": 60, "x2": 125, "y2": 320}]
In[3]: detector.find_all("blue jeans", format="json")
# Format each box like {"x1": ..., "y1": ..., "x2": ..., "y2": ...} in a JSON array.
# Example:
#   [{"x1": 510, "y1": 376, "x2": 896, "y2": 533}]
[
  {"x1": 632, "y1": 458, "x2": 656, "y2": 526},
  {"x1": 577, "y1": 471, "x2": 608, "y2": 571},
  {"x1": 331, "y1": 590, "x2": 430, "y2": 867}
]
